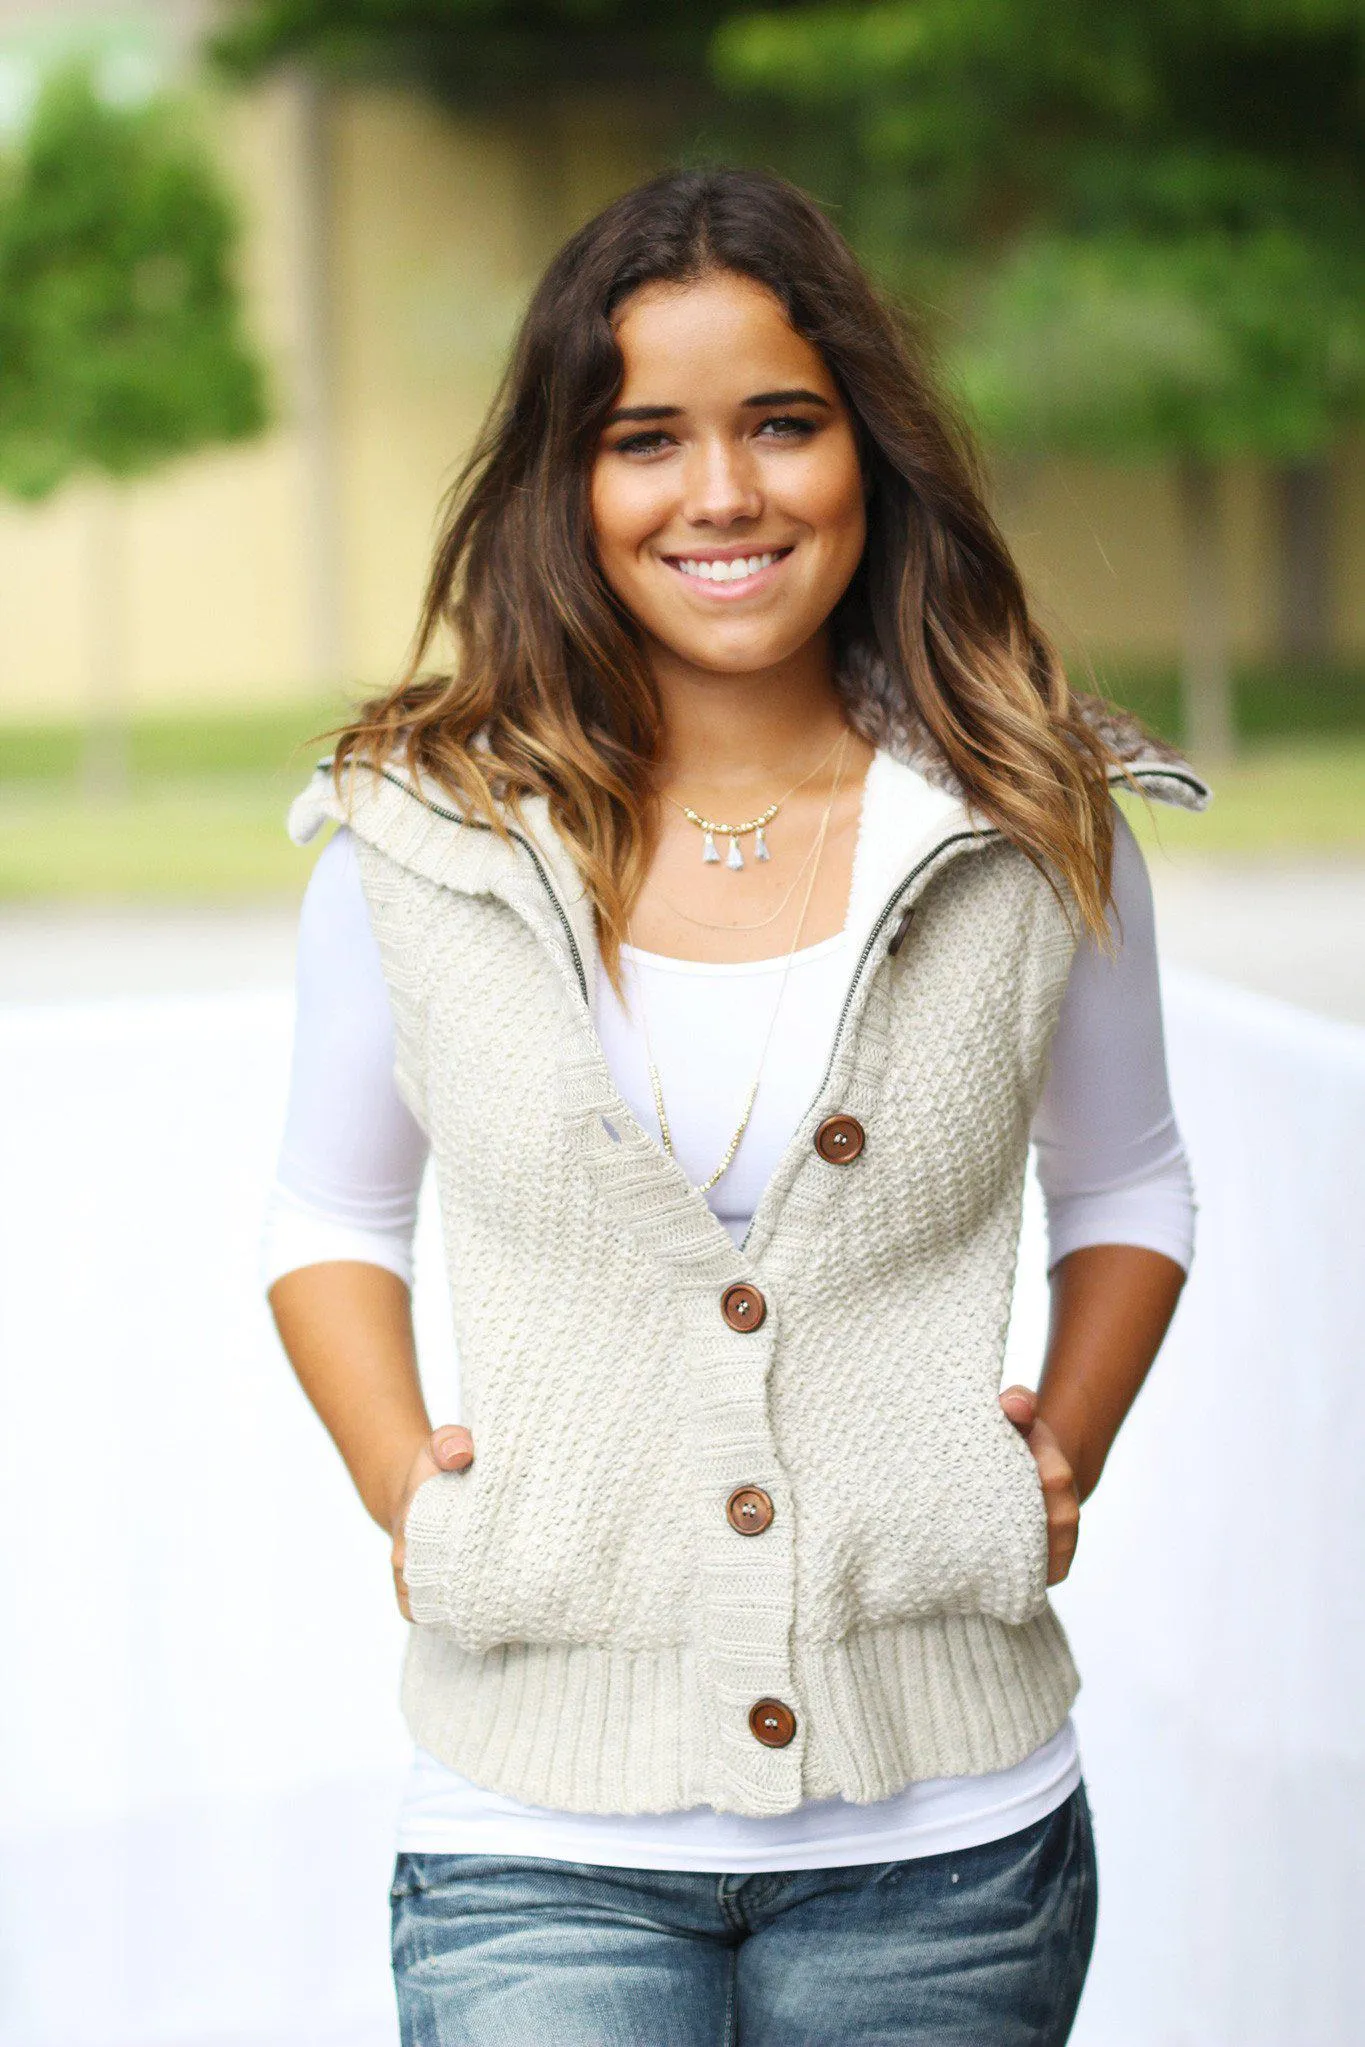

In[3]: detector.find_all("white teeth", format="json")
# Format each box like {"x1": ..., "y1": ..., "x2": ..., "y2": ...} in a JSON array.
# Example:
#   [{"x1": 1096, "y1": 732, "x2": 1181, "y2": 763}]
[{"x1": 672, "y1": 551, "x2": 780, "y2": 581}]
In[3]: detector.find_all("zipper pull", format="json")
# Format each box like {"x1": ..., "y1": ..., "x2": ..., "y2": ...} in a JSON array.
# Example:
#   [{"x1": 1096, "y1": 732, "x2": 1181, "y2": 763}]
[{"x1": 887, "y1": 903, "x2": 917, "y2": 957}]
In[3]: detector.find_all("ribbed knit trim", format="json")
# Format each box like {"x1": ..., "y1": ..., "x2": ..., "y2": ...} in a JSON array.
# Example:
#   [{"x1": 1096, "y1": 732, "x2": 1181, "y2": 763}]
[
  {"x1": 400, "y1": 1634, "x2": 710, "y2": 1817},
  {"x1": 797, "y1": 1609, "x2": 1081, "y2": 1803},
  {"x1": 398, "y1": 1610, "x2": 1080, "y2": 1818}
]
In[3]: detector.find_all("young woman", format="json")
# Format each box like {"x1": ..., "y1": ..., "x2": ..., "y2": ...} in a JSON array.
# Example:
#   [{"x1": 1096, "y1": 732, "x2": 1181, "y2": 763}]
[{"x1": 265, "y1": 166, "x2": 1207, "y2": 2045}]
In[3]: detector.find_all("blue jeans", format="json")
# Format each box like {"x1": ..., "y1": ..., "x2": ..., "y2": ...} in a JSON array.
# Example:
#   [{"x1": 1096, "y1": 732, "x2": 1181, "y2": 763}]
[{"x1": 390, "y1": 1779, "x2": 1098, "y2": 2044}]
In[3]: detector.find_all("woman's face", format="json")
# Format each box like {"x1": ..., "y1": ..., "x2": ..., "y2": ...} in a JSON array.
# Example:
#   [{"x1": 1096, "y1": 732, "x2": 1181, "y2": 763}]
[{"x1": 589, "y1": 270, "x2": 867, "y2": 682}]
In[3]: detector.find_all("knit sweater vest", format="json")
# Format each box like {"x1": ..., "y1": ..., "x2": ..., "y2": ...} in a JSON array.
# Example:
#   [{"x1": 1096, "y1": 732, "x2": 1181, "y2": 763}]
[{"x1": 288, "y1": 709, "x2": 1209, "y2": 1819}]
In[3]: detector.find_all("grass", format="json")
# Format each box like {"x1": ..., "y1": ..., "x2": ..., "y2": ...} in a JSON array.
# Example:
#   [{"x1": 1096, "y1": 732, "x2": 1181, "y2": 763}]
[
  {"x1": 1086, "y1": 657, "x2": 1365, "y2": 747},
  {"x1": 0, "y1": 699, "x2": 344, "y2": 783},
  {"x1": 1, "y1": 682, "x2": 1363, "y2": 903},
  {"x1": 0, "y1": 700, "x2": 341, "y2": 902},
  {"x1": 1116, "y1": 735, "x2": 1365, "y2": 859},
  {"x1": 0, "y1": 776, "x2": 322, "y2": 901}
]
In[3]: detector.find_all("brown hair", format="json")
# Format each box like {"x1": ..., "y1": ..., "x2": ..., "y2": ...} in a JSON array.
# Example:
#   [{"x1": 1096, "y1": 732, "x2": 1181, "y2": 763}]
[{"x1": 333, "y1": 164, "x2": 1133, "y2": 991}]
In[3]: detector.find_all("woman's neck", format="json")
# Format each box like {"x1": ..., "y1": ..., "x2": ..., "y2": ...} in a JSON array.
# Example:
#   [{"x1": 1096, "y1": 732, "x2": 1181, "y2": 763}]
[{"x1": 649, "y1": 636, "x2": 850, "y2": 801}]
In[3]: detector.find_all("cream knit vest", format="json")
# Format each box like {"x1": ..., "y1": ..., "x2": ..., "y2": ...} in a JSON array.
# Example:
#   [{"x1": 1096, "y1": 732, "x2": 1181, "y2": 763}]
[{"x1": 288, "y1": 709, "x2": 1208, "y2": 1819}]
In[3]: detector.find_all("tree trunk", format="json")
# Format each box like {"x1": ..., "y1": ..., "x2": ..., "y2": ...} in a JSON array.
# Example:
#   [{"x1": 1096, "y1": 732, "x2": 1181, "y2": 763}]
[
  {"x1": 290, "y1": 66, "x2": 344, "y2": 696},
  {"x1": 81, "y1": 476, "x2": 130, "y2": 801},
  {"x1": 1274, "y1": 457, "x2": 1333, "y2": 664},
  {"x1": 1177, "y1": 456, "x2": 1235, "y2": 765}
]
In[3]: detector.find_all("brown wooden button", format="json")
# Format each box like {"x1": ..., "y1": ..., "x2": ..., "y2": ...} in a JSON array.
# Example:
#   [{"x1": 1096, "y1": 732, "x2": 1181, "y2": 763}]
[
  {"x1": 726, "y1": 1486, "x2": 774, "y2": 1535},
  {"x1": 748, "y1": 1698, "x2": 797, "y2": 1748},
  {"x1": 814, "y1": 1114, "x2": 865, "y2": 1164},
  {"x1": 721, "y1": 1282, "x2": 766, "y2": 1332}
]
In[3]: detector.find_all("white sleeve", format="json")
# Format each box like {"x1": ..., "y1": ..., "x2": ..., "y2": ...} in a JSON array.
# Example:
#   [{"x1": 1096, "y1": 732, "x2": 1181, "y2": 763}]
[
  {"x1": 261, "y1": 827, "x2": 429, "y2": 1291},
  {"x1": 1031, "y1": 807, "x2": 1196, "y2": 1275}
]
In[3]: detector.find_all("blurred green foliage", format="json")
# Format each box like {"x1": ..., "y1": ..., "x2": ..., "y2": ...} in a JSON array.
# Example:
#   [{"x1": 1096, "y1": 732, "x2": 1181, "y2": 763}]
[
  {"x1": 714, "y1": 1, "x2": 1365, "y2": 462},
  {"x1": 957, "y1": 229, "x2": 1365, "y2": 462},
  {"x1": 0, "y1": 60, "x2": 268, "y2": 501},
  {"x1": 209, "y1": 0, "x2": 807, "y2": 102}
]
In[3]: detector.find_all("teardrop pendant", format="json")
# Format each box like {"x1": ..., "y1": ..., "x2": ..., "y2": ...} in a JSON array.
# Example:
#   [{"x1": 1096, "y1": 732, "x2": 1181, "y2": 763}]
[
  {"x1": 702, "y1": 830, "x2": 720, "y2": 864},
  {"x1": 754, "y1": 823, "x2": 770, "y2": 861},
  {"x1": 726, "y1": 835, "x2": 744, "y2": 870}
]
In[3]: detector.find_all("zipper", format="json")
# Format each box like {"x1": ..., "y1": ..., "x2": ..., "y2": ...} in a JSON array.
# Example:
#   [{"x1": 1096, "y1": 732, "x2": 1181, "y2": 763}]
[
  {"x1": 809, "y1": 826, "x2": 1000, "y2": 1107},
  {"x1": 730, "y1": 823, "x2": 1001, "y2": 1254},
  {"x1": 747, "y1": 753, "x2": 1199, "y2": 1231},
  {"x1": 371, "y1": 764, "x2": 590, "y2": 1005}
]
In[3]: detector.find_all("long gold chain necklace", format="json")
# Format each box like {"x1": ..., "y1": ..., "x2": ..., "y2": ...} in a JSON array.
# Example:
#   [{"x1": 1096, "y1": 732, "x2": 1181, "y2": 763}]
[
  {"x1": 653, "y1": 816, "x2": 826, "y2": 932},
  {"x1": 662, "y1": 724, "x2": 846, "y2": 870},
  {"x1": 628, "y1": 730, "x2": 850, "y2": 1192}
]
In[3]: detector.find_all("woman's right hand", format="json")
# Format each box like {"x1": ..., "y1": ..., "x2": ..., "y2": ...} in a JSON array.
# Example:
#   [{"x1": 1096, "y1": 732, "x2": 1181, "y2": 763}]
[{"x1": 389, "y1": 1425, "x2": 474, "y2": 1622}]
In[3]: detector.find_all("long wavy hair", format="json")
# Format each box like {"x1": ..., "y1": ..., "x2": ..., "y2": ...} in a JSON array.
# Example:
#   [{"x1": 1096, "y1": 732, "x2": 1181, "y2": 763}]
[{"x1": 332, "y1": 164, "x2": 1136, "y2": 992}]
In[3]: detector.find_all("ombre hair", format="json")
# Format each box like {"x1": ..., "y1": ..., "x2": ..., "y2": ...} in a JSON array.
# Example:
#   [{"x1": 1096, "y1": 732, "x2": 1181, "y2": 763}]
[{"x1": 333, "y1": 164, "x2": 1140, "y2": 991}]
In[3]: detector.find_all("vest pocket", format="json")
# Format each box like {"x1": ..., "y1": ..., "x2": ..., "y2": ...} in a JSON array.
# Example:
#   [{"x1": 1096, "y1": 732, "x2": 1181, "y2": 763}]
[
  {"x1": 982, "y1": 1412, "x2": 1051, "y2": 1624},
  {"x1": 399, "y1": 1469, "x2": 478, "y2": 1634}
]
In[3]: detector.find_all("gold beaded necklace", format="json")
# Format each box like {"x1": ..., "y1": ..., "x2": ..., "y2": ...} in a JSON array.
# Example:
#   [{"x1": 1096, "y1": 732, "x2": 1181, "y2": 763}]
[
  {"x1": 663, "y1": 725, "x2": 847, "y2": 870},
  {"x1": 628, "y1": 729, "x2": 851, "y2": 1192}
]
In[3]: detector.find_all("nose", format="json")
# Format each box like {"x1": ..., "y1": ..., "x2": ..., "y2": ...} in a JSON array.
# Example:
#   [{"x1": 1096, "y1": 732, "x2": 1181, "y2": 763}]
[{"x1": 681, "y1": 433, "x2": 763, "y2": 529}]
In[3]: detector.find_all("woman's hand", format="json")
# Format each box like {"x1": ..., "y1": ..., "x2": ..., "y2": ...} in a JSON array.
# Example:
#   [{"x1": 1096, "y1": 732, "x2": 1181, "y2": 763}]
[
  {"x1": 389, "y1": 1425, "x2": 474, "y2": 1622},
  {"x1": 998, "y1": 1385, "x2": 1080, "y2": 1587}
]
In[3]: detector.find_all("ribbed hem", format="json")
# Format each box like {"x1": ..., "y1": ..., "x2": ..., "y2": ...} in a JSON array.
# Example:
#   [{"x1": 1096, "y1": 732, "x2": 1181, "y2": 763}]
[
  {"x1": 398, "y1": 1607, "x2": 1080, "y2": 1818},
  {"x1": 400, "y1": 1633, "x2": 709, "y2": 1815},
  {"x1": 797, "y1": 1607, "x2": 1081, "y2": 1804}
]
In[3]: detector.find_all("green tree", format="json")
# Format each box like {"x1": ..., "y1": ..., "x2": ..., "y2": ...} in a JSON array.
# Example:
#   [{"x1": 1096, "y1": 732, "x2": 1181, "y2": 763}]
[
  {"x1": 211, "y1": 0, "x2": 800, "y2": 105},
  {"x1": 0, "y1": 61, "x2": 269, "y2": 791},
  {"x1": 715, "y1": 0, "x2": 1365, "y2": 759}
]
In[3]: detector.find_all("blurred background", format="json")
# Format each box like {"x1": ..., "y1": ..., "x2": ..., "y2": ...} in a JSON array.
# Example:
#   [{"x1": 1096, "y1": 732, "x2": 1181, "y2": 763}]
[{"x1": 0, "y1": 3, "x2": 1362, "y2": 2044}]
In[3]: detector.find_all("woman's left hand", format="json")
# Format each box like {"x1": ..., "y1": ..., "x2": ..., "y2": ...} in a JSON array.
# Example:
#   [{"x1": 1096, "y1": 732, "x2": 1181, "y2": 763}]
[{"x1": 998, "y1": 1384, "x2": 1081, "y2": 1586}]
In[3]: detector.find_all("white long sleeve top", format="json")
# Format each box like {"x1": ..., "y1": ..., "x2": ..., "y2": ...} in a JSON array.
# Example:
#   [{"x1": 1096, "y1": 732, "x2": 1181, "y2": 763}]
[{"x1": 263, "y1": 749, "x2": 1194, "y2": 1870}]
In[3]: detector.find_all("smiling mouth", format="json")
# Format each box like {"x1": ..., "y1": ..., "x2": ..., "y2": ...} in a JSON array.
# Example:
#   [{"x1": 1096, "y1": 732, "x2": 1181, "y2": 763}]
[{"x1": 660, "y1": 547, "x2": 794, "y2": 595}]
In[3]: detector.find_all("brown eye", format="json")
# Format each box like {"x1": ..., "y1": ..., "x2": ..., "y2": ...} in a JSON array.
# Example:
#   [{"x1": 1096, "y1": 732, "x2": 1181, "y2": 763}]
[
  {"x1": 757, "y1": 416, "x2": 818, "y2": 439},
  {"x1": 614, "y1": 430, "x2": 673, "y2": 456}
]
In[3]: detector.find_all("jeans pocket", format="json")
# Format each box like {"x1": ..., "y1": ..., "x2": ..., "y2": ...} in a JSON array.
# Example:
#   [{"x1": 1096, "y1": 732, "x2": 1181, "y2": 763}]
[
  {"x1": 389, "y1": 1850, "x2": 480, "y2": 1903},
  {"x1": 389, "y1": 1850, "x2": 424, "y2": 1904}
]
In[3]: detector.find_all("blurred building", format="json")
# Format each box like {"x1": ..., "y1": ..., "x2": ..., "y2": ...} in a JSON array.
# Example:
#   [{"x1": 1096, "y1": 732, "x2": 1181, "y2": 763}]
[{"x1": 0, "y1": 0, "x2": 1361, "y2": 718}]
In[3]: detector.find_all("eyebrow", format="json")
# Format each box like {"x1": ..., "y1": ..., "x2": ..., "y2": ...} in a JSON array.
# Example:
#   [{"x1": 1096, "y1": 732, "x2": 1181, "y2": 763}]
[{"x1": 602, "y1": 388, "x2": 833, "y2": 429}]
